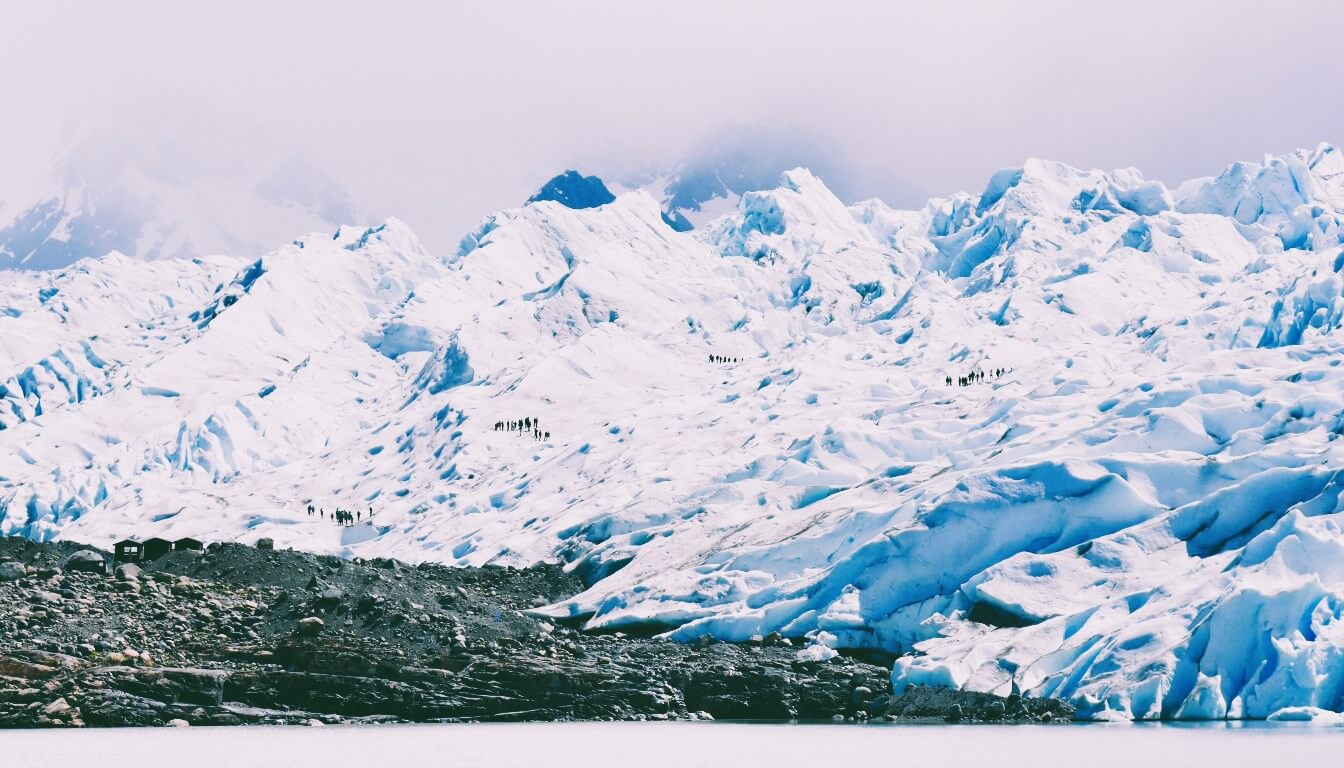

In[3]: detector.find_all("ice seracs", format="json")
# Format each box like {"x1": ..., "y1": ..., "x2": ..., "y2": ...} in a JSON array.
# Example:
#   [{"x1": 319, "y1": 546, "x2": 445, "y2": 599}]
[
  {"x1": 1176, "y1": 143, "x2": 1344, "y2": 251},
  {"x1": 4, "y1": 146, "x2": 1344, "y2": 721}
]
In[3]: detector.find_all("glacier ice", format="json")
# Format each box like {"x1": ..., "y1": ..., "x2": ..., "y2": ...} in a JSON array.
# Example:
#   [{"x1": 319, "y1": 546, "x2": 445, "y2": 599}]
[{"x1": 4, "y1": 146, "x2": 1344, "y2": 720}]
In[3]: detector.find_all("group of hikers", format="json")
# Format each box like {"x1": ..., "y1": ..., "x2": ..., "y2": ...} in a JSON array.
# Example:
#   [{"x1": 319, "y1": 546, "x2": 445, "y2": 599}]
[
  {"x1": 946, "y1": 368, "x2": 1006, "y2": 387},
  {"x1": 306, "y1": 504, "x2": 372, "y2": 526},
  {"x1": 494, "y1": 416, "x2": 549, "y2": 441},
  {"x1": 708, "y1": 354, "x2": 739, "y2": 363}
]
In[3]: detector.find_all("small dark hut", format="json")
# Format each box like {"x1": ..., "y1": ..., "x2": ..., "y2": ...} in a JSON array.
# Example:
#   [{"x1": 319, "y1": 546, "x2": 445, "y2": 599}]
[
  {"x1": 173, "y1": 537, "x2": 204, "y2": 552},
  {"x1": 141, "y1": 537, "x2": 173, "y2": 560},
  {"x1": 113, "y1": 539, "x2": 142, "y2": 562}
]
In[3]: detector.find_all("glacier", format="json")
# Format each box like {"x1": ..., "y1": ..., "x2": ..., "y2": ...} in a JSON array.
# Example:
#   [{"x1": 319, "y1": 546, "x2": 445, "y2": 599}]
[{"x1": 4, "y1": 145, "x2": 1344, "y2": 721}]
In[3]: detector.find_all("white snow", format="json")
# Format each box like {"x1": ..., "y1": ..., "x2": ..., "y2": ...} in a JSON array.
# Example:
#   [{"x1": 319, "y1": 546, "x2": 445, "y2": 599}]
[{"x1": 5, "y1": 144, "x2": 1344, "y2": 721}]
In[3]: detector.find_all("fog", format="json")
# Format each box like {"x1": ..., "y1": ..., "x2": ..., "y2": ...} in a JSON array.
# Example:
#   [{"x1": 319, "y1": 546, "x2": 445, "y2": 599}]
[{"x1": 3, "y1": 0, "x2": 1342, "y2": 253}]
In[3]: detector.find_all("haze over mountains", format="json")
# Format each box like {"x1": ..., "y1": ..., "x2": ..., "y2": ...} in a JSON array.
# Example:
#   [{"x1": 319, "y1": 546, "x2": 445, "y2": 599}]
[
  {"x1": 0, "y1": 118, "x2": 360, "y2": 271},
  {"x1": 0, "y1": 123, "x2": 848, "y2": 273},
  {"x1": 4, "y1": 144, "x2": 1344, "y2": 721}
]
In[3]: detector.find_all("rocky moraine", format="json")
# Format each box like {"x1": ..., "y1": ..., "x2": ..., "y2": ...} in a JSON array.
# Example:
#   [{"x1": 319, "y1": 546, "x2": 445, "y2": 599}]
[{"x1": 0, "y1": 538, "x2": 1072, "y2": 728}]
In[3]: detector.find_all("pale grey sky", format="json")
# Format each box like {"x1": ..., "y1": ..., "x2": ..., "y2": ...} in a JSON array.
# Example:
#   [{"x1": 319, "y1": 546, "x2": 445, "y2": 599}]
[{"x1": 2, "y1": 0, "x2": 1342, "y2": 252}]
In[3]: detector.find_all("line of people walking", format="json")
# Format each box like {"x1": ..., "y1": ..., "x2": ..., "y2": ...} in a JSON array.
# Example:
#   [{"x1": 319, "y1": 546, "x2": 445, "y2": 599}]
[
  {"x1": 494, "y1": 416, "x2": 549, "y2": 441},
  {"x1": 946, "y1": 368, "x2": 1006, "y2": 387},
  {"x1": 709, "y1": 354, "x2": 739, "y2": 363},
  {"x1": 306, "y1": 504, "x2": 373, "y2": 526}
]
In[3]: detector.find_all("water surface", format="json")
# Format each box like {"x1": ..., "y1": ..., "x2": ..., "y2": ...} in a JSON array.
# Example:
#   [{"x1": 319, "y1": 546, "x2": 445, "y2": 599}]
[{"x1": 5, "y1": 721, "x2": 1340, "y2": 768}]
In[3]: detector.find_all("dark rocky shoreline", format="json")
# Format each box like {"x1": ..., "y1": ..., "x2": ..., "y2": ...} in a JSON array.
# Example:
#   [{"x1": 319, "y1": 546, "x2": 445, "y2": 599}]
[{"x1": 0, "y1": 538, "x2": 1073, "y2": 728}]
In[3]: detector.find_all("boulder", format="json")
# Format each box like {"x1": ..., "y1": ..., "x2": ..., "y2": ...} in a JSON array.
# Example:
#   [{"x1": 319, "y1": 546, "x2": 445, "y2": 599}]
[
  {"x1": 43, "y1": 697, "x2": 71, "y2": 716},
  {"x1": 63, "y1": 549, "x2": 107, "y2": 574},
  {"x1": 297, "y1": 616, "x2": 325, "y2": 635},
  {"x1": 115, "y1": 563, "x2": 142, "y2": 581},
  {"x1": 147, "y1": 668, "x2": 229, "y2": 705},
  {"x1": 306, "y1": 576, "x2": 344, "y2": 607},
  {"x1": 255, "y1": 538, "x2": 275, "y2": 551},
  {"x1": 0, "y1": 656, "x2": 58, "y2": 679},
  {"x1": 0, "y1": 561, "x2": 25, "y2": 581},
  {"x1": 316, "y1": 587, "x2": 345, "y2": 608}
]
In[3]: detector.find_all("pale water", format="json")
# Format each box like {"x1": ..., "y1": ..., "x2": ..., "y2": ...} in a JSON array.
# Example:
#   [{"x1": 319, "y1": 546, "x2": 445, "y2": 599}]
[{"x1": 3, "y1": 722, "x2": 1340, "y2": 768}]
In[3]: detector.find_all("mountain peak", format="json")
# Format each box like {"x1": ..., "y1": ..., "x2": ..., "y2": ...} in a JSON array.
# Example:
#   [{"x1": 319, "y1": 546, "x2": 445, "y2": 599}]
[
  {"x1": 526, "y1": 170, "x2": 616, "y2": 210},
  {"x1": 777, "y1": 166, "x2": 824, "y2": 193}
]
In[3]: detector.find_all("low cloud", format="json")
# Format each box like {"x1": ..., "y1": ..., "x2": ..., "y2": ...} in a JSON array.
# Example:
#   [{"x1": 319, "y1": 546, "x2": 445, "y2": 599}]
[{"x1": 1, "y1": 0, "x2": 1340, "y2": 256}]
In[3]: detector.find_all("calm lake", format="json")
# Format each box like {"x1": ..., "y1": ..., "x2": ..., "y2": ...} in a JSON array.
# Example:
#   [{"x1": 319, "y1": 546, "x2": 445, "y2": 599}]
[{"x1": 4, "y1": 721, "x2": 1341, "y2": 768}]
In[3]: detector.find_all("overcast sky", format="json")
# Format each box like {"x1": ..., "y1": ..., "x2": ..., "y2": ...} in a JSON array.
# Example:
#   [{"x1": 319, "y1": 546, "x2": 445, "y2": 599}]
[{"x1": 3, "y1": 0, "x2": 1342, "y2": 252}]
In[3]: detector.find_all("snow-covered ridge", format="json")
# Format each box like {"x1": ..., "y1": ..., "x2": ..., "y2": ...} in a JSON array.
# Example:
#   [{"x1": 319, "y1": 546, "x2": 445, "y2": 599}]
[{"x1": 4, "y1": 145, "x2": 1344, "y2": 721}]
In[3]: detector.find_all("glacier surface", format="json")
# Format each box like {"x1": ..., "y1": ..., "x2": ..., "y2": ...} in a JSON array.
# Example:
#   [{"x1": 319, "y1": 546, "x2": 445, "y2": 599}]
[{"x1": 5, "y1": 145, "x2": 1344, "y2": 720}]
